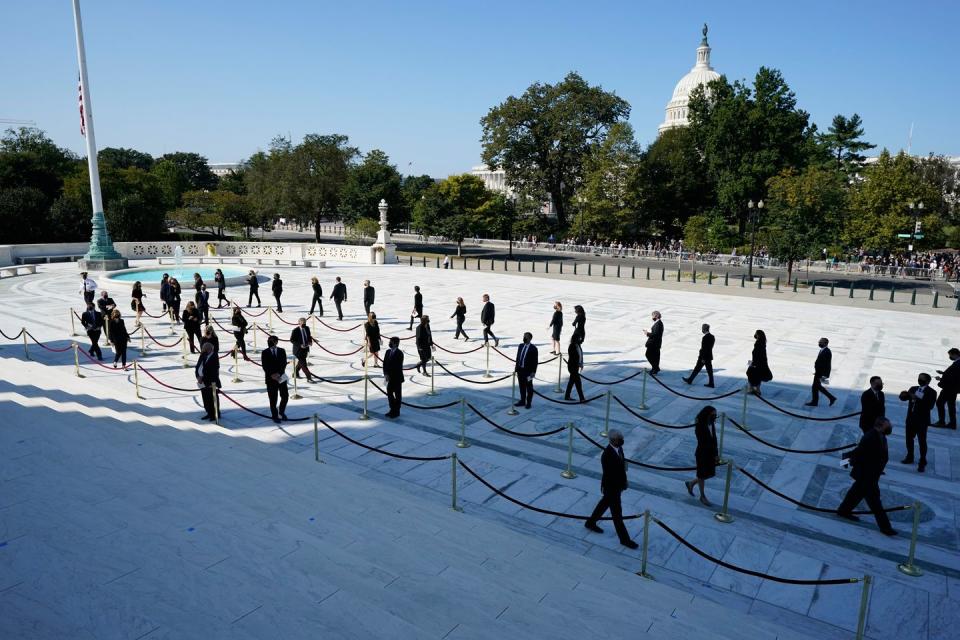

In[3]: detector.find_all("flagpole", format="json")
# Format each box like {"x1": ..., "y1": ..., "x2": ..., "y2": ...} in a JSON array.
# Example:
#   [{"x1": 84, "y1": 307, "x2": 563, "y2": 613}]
[{"x1": 72, "y1": 0, "x2": 127, "y2": 271}]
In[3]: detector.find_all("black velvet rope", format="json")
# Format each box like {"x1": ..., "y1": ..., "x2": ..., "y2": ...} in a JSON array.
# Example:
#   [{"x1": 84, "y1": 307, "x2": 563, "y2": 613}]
[
  {"x1": 754, "y1": 394, "x2": 862, "y2": 422},
  {"x1": 727, "y1": 417, "x2": 856, "y2": 454},
  {"x1": 612, "y1": 395, "x2": 696, "y2": 429},
  {"x1": 736, "y1": 467, "x2": 911, "y2": 515},
  {"x1": 435, "y1": 361, "x2": 512, "y2": 384},
  {"x1": 575, "y1": 428, "x2": 697, "y2": 472},
  {"x1": 318, "y1": 416, "x2": 451, "y2": 461},
  {"x1": 532, "y1": 388, "x2": 604, "y2": 405},
  {"x1": 647, "y1": 372, "x2": 741, "y2": 400},
  {"x1": 465, "y1": 402, "x2": 566, "y2": 437},
  {"x1": 580, "y1": 369, "x2": 645, "y2": 385},
  {"x1": 368, "y1": 379, "x2": 461, "y2": 410}
]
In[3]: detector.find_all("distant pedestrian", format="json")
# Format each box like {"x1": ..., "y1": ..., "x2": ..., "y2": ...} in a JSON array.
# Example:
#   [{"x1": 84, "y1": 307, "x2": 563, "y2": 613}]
[
  {"x1": 80, "y1": 301, "x2": 103, "y2": 360},
  {"x1": 195, "y1": 342, "x2": 221, "y2": 421},
  {"x1": 363, "y1": 312, "x2": 381, "y2": 368},
  {"x1": 900, "y1": 373, "x2": 937, "y2": 473},
  {"x1": 108, "y1": 309, "x2": 129, "y2": 368},
  {"x1": 330, "y1": 277, "x2": 347, "y2": 320},
  {"x1": 230, "y1": 306, "x2": 248, "y2": 360},
  {"x1": 805, "y1": 337, "x2": 836, "y2": 407},
  {"x1": 514, "y1": 332, "x2": 538, "y2": 409},
  {"x1": 683, "y1": 406, "x2": 719, "y2": 506},
  {"x1": 583, "y1": 429, "x2": 639, "y2": 550},
  {"x1": 682, "y1": 323, "x2": 715, "y2": 388},
  {"x1": 480, "y1": 293, "x2": 497, "y2": 346},
  {"x1": 159, "y1": 274, "x2": 170, "y2": 314},
  {"x1": 168, "y1": 278, "x2": 182, "y2": 324},
  {"x1": 837, "y1": 417, "x2": 898, "y2": 536},
  {"x1": 214, "y1": 269, "x2": 227, "y2": 308},
  {"x1": 414, "y1": 315, "x2": 434, "y2": 375},
  {"x1": 746, "y1": 330, "x2": 771, "y2": 395},
  {"x1": 271, "y1": 273, "x2": 283, "y2": 313},
  {"x1": 131, "y1": 281, "x2": 145, "y2": 326},
  {"x1": 572, "y1": 305, "x2": 585, "y2": 345},
  {"x1": 442, "y1": 255, "x2": 450, "y2": 269},
  {"x1": 289, "y1": 317, "x2": 316, "y2": 382},
  {"x1": 97, "y1": 290, "x2": 117, "y2": 317},
  {"x1": 261, "y1": 335, "x2": 289, "y2": 424},
  {"x1": 934, "y1": 348, "x2": 960, "y2": 429},
  {"x1": 383, "y1": 336, "x2": 404, "y2": 418},
  {"x1": 193, "y1": 273, "x2": 204, "y2": 306},
  {"x1": 450, "y1": 297, "x2": 468, "y2": 340},
  {"x1": 246, "y1": 270, "x2": 261, "y2": 308},
  {"x1": 564, "y1": 333, "x2": 585, "y2": 402},
  {"x1": 362, "y1": 280, "x2": 375, "y2": 315},
  {"x1": 80, "y1": 271, "x2": 97, "y2": 304},
  {"x1": 548, "y1": 301, "x2": 563, "y2": 355},
  {"x1": 643, "y1": 310, "x2": 663, "y2": 375},
  {"x1": 408, "y1": 285, "x2": 423, "y2": 331},
  {"x1": 309, "y1": 276, "x2": 324, "y2": 316},
  {"x1": 181, "y1": 301, "x2": 203, "y2": 354},
  {"x1": 200, "y1": 324, "x2": 219, "y2": 353},
  {"x1": 859, "y1": 376, "x2": 885, "y2": 434}
]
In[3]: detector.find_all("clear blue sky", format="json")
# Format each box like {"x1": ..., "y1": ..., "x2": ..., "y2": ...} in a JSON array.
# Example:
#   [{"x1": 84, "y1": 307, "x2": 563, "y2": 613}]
[{"x1": 2, "y1": 1, "x2": 957, "y2": 177}]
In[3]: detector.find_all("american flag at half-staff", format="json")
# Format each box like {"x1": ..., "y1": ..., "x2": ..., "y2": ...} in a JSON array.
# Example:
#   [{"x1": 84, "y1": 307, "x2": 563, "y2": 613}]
[{"x1": 78, "y1": 73, "x2": 86, "y2": 136}]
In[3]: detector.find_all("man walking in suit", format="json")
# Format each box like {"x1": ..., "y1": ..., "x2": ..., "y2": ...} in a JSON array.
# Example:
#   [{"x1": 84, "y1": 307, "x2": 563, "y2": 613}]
[
  {"x1": 514, "y1": 332, "x2": 538, "y2": 409},
  {"x1": 584, "y1": 429, "x2": 639, "y2": 549},
  {"x1": 362, "y1": 280, "x2": 375, "y2": 316},
  {"x1": 80, "y1": 302, "x2": 103, "y2": 360},
  {"x1": 643, "y1": 311, "x2": 663, "y2": 375},
  {"x1": 330, "y1": 277, "x2": 347, "y2": 320},
  {"x1": 80, "y1": 272, "x2": 97, "y2": 305},
  {"x1": 859, "y1": 376, "x2": 885, "y2": 434},
  {"x1": 408, "y1": 285, "x2": 423, "y2": 331},
  {"x1": 837, "y1": 417, "x2": 897, "y2": 536},
  {"x1": 682, "y1": 323, "x2": 715, "y2": 387},
  {"x1": 934, "y1": 348, "x2": 960, "y2": 429},
  {"x1": 246, "y1": 270, "x2": 261, "y2": 307},
  {"x1": 197, "y1": 285, "x2": 211, "y2": 325},
  {"x1": 900, "y1": 373, "x2": 937, "y2": 472},
  {"x1": 382, "y1": 336, "x2": 404, "y2": 418},
  {"x1": 481, "y1": 294, "x2": 498, "y2": 346},
  {"x1": 806, "y1": 337, "x2": 836, "y2": 407},
  {"x1": 564, "y1": 334, "x2": 585, "y2": 402},
  {"x1": 195, "y1": 342, "x2": 221, "y2": 421},
  {"x1": 261, "y1": 335, "x2": 289, "y2": 424},
  {"x1": 289, "y1": 318, "x2": 316, "y2": 383}
]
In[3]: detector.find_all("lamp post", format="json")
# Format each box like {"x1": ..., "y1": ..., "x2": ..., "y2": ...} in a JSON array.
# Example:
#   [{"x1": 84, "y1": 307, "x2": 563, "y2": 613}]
[
  {"x1": 908, "y1": 202, "x2": 924, "y2": 252},
  {"x1": 746, "y1": 199, "x2": 763, "y2": 282}
]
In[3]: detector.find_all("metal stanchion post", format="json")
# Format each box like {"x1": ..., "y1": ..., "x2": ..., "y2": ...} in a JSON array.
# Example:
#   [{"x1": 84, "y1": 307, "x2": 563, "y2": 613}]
[
  {"x1": 897, "y1": 502, "x2": 924, "y2": 577},
  {"x1": 139, "y1": 324, "x2": 146, "y2": 353},
  {"x1": 714, "y1": 459, "x2": 735, "y2": 523},
  {"x1": 740, "y1": 275, "x2": 745, "y2": 288},
  {"x1": 910, "y1": 289, "x2": 917, "y2": 306},
  {"x1": 638, "y1": 369, "x2": 649, "y2": 410},
  {"x1": 646, "y1": 266, "x2": 650, "y2": 280},
  {"x1": 889, "y1": 285, "x2": 895, "y2": 303},
  {"x1": 451, "y1": 453, "x2": 463, "y2": 511},
  {"x1": 291, "y1": 359, "x2": 302, "y2": 399},
  {"x1": 232, "y1": 350, "x2": 242, "y2": 383},
  {"x1": 740, "y1": 388, "x2": 749, "y2": 430},
  {"x1": 855, "y1": 575, "x2": 872, "y2": 640},
  {"x1": 849, "y1": 282, "x2": 854, "y2": 298},
  {"x1": 717, "y1": 413, "x2": 727, "y2": 464},
  {"x1": 427, "y1": 355, "x2": 438, "y2": 396},
  {"x1": 869, "y1": 282, "x2": 875, "y2": 300},
  {"x1": 360, "y1": 353, "x2": 370, "y2": 420},
  {"x1": 661, "y1": 268, "x2": 665, "y2": 281},
  {"x1": 811, "y1": 281, "x2": 817, "y2": 294},
  {"x1": 181, "y1": 332, "x2": 190, "y2": 368},
  {"x1": 724, "y1": 272, "x2": 729, "y2": 286},
  {"x1": 600, "y1": 390, "x2": 611, "y2": 438},
  {"x1": 70, "y1": 310, "x2": 77, "y2": 336},
  {"x1": 252, "y1": 322, "x2": 258, "y2": 350},
  {"x1": 676, "y1": 268, "x2": 681, "y2": 282},
  {"x1": 73, "y1": 343, "x2": 84, "y2": 378},
  {"x1": 134, "y1": 361, "x2": 143, "y2": 399},
  {"x1": 507, "y1": 372, "x2": 519, "y2": 415},
  {"x1": 638, "y1": 510, "x2": 653, "y2": 579},
  {"x1": 269, "y1": 307, "x2": 274, "y2": 331},
  {"x1": 103, "y1": 316, "x2": 111, "y2": 345},
  {"x1": 560, "y1": 423, "x2": 577, "y2": 479},
  {"x1": 212, "y1": 384, "x2": 220, "y2": 426},
  {"x1": 692, "y1": 270, "x2": 696, "y2": 284},
  {"x1": 311, "y1": 315, "x2": 316, "y2": 335},
  {"x1": 932, "y1": 291, "x2": 939, "y2": 309},
  {"x1": 757, "y1": 275, "x2": 763, "y2": 289},
  {"x1": 708, "y1": 270, "x2": 713, "y2": 285},
  {"x1": 484, "y1": 341, "x2": 492, "y2": 378},
  {"x1": 775, "y1": 276, "x2": 780, "y2": 291},
  {"x1": 792, "y1": 278, "x2": 798, "y2": 293},
  {"x1": 313, "y1": 414, "x2": 323, "y2": 463},
  {"x1": 554, "y1": 353, "x2": 563, "y2": 393},
  {"x1": 456, "y1": 398, "x2": 470, "y2": 448},
  {"x1": 829, "y1": 281, "x2": 835, "y2": 296}
]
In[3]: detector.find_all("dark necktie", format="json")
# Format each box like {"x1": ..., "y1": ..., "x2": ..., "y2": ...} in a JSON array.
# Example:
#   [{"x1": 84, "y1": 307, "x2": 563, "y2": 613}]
[
  {"x1": 520, "y1": 345, "x2": 528, "y2": 368},
  {"x1": 301, "y1": 328, "x2": 306, "y2": 345}
]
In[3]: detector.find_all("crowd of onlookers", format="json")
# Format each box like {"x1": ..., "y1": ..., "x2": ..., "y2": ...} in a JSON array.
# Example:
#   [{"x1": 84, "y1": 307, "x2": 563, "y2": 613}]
[{"x1": 849, "y1": 250, "x2": 960, "y2": 279}]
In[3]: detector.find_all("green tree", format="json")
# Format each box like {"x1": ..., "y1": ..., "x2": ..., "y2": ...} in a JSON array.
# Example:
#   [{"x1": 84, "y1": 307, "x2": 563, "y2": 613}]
[
  {"x1": 290, "y1": 134, "x2": 359, "y2": 238},
  {"x1": 64, "y1": 166, "x2": 166, "y2": 241},
  {"x1": 819, "y1": 114, "x2": 874, "y2": 173},
  {"x1": 401, "y1": 174, "x2": 436, "y2": 229},
  {"x1": 765, "y1": 166, "x2": 847, "y2": 282},
  {"x1": 576, "y1": 122, "x2": 640, "y2": 239},
  {"x1": 157, "y1": 152, "x2": 218, "y2": 191},
  {"x1": 150, "y1": 159, "x2": 192, "y2": 210},
  {"x1": 0, "y1": 186, "x2": 50, "y2": 243},
  {"x1": 172, "y1": 190, "x2": 255, "y2": 238},
  {"x1": 0, "y1": 127, "x2": 78, "y2": 202},
  {"x1": 688, "y1": 67, "x2": 813, "y2": 233},
  {"x1": 218, "y1": 168, "x2": 248, "y2": 195},
  {"x1": 340, "y1": 149, "x2": 404, "y2": 226},
  {"x1": 480, "y1": 72, "x2": 631, "y2": 227},
  {"x1": 98, "y1": 147, "x2": 154, "y2": 171}
]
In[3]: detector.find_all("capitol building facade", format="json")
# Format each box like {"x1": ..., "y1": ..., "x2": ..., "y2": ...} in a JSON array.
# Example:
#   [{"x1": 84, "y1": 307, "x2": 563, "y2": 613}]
[{"x1": 659, "y1": 25, "x2": 720, "y2": 133}]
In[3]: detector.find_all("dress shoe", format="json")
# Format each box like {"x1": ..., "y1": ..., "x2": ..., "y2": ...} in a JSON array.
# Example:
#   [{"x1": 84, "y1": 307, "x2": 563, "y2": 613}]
[
  {"x1": 837, "y1": 512, "x2": 860, "y2": 522},
  {"x1": 682, "y1": 377, "x2": 692, "y2": 385},
  {"x1": 272, "y1": 417, "x2": 281, "y2": 424},
  {"x1": 900, "y1": 457, "x2": 913, "y2": 464},
  {"x1": 699, "y1": 495, "x2": 713, "y2": 507},
  {"x1": 881, "y1": 529, "x2": 898, "y2": 537},
  {"x1": 280, "y1": 413, "x2": 288, "y2": 421},
  {"x1": 917, "y1": 462, "x2": 926, "y2": 473},
  {"x1": 621, "y1": 539, "x2": 640, "y2": 550},
  {"x1": 932, "y1": 421, "x2": 947, "y2": 428},
  {"x1": 525, "y1": 404, "x2": 531, "y2": 409},
  {"x1": 200, "y1": 414, "x2": 211, "y2": 421},
  {"x1": 828, "y1": 397, "x2": 836, "y2": 406},
  {"x1": 684, "y1": 480, "x2": 695, "y2": 496},
  {"x1": 804, "y1": 402, "x2": 817, "y2": 407},
  {"x1": 704, "y1": 382, "x2": 715, "y2": 388},
  {"x1": 494, "y1": 338, "x2": 499, "y2": 347},
  {"x1": 514, "y1": 401, "x2": 524, "y2": 407},
  {"x1": 650, "y1": 369, "x2": 660, "y2": 375},
  {"x1": 563, "y1": 396, "x2": 572, "y2": 401},
  {"x1": 584, "y1": 522, "x2": 603, "y2": 534}
]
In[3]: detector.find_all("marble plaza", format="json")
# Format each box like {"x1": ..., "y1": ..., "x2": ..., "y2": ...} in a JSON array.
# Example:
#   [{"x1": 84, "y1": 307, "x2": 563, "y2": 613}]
[{"x1": 1, "y1": 260, "x2": 957, "y2": 639}]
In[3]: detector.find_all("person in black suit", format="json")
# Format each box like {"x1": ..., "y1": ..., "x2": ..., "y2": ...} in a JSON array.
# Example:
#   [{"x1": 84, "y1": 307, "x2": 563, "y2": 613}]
[
  {"x1": 805, "y1": 337, "x2": 836, "y2": 407},
  {"x1": 197, "y1": 285, "x2": 210, "y2": 325},
  {"x1": 900, "y1": 373, "x2": 937, "y2": 472},
  {"x1": 837, "y1": 417, "x2": 897, "y2": 535},
  {"x1": 572, "y1": 305, "x2": 586, "y2": 345},
  {"x1": 192, "y1": 274, "x2": 204, "y2": 308},
  {"x1": 746, "y1": 329, "x2": 772, "y2": 396},
  {"x1": 408, "y1": 285, "x2": 423, "y2": 331},
  {"x1": 181, "y1": 301, "x2": 203, "y2": 354},
  {"x1": 548, "y1": 302, "x2": 563, "y2": 355},
  {"x1": 859, "y1": 376, "x2": 885, "y2": 434},
  {"x1": 583, "y1": 429, "x2": 638, "y2": 549},
  {"x1": 382, "y1": 336, "x2": 404, "y2": 418},
  {"x1": 271, "y1": 273, "x2": 283, "y2": 313},
  {"x1": 934, "y1": 348, "x2": 960, "y2": 429},
  {"x1": 289, "y1": 317, "x2": 316, "y2": 382},
  {"x1": 643, "y1": 310, "x2": 663, "y2": 375},
  {"x1": 309, "y1": 276, "x2": 323, "y2": 315},
  {"x1": 108, "y1": 309, "x2": 129, "y2": 368},
  {"x1": 682, "y1": 323, "x2": 715, "y2": 387},
  {"x1": 261, "y1": 335, "x2": 289, "y2": 424},
  {"x1": 159, "y1": 274, "x2": 170, "y2": 314},
  {"x1": 684, "y1": 406, "x2": 719, "y2": 506},
  {"x1": 80, "y1": 302, "x2": 103, "y2": 360},
  {"x1": 450, "y1": 297, "x2": 468, "y2": 341},
  {"x1": 330, "y1": 277, "x2": 347, "y2": 320},
  {"x1": 362, "y1": 280, "x2": 375, "y2": 316},
  {"x1": 564, "y1": 333, "x2": 585, "y2": 402},
  {"x1": 246, "y1": 270, "x2": 261, "y2": 308},
  {"x1": 195, "y1": 342, "x2": 221, "y2": 421},
  {"x1": 168, "y1": 278, "x2": 182, "y2": 324},
  {"x1": 214, "y1": 269, "x2": 227, "y2": 308},
  {"x1": 480, "y1": 294, "x2": 498, "y2": 346},
  {"x1": 414, "y1": 315, "x2": 434, "y2": 375},
  {"x1": 230, "y1": 306, "x2": 248, "y2": 360},
  {"x1": 97, "y1": 290, "x2": 117, "y2": 317},
  {"x1": 200, "y1": 324, "x2": 219, "y2": 353},
  {"x1": 514, "y1": 332, "x2": 539, "y2": 409}
]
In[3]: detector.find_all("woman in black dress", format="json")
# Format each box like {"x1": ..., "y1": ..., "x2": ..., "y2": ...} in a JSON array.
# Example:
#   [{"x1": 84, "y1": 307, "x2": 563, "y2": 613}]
[
  {"x1": 181, "y1": 301, "x2": 203, "y2": 354},
  {"x1": 214, "y1": 269, "x2": 227, "y2": 308},
  {"x1": 548, "y1": 301, "x2": 563, "y2": 355},
  {"x1": 200, "y1": 324, "x2": 219, "y2": 353},
  {"x1": 746, "y1": 329, "x2": 772, "y2": 396},
  {"x1": 414, "y1": 315, "x2": 434, "y2": 375},
  {"x1": 230, "y1": 306, "x2": 248, "y2": 360},
  {"x1": 193, "y1": 273, "x2": 204, "y2": 306},
  {"x1": 684, "y1": 405, "x2": 719, "y2": 506},
  {"x1": 131, "y1": 281, "x2": 145, "y2": 326},
  {"x1": 168, "y1": 278, "x2": 182, "y2": 324},
  {"x1": 108, "y1": 309, "x2": 130, "y2": 368},
  {"x1": 271, "y1": 273, "x2": 283, "y2": 313},
  {"x1": 363, "y1": 312, "x2": 381, "y2": 368},
  {"x1": 450, "y1": 297, "x2": 468, "y2": 340},
  {"x1": 309, "y1": 276, "x2": 323, "y2": 316},
  {"x1": 572, "y1": 305, "x2": 586, "y2": 344}
]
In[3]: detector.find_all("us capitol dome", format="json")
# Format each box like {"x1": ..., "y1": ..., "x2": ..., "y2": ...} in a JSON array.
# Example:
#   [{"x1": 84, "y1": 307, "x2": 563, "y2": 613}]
[{"x1": 659, "y1": 24, "x2": 721, "y2": 133}]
